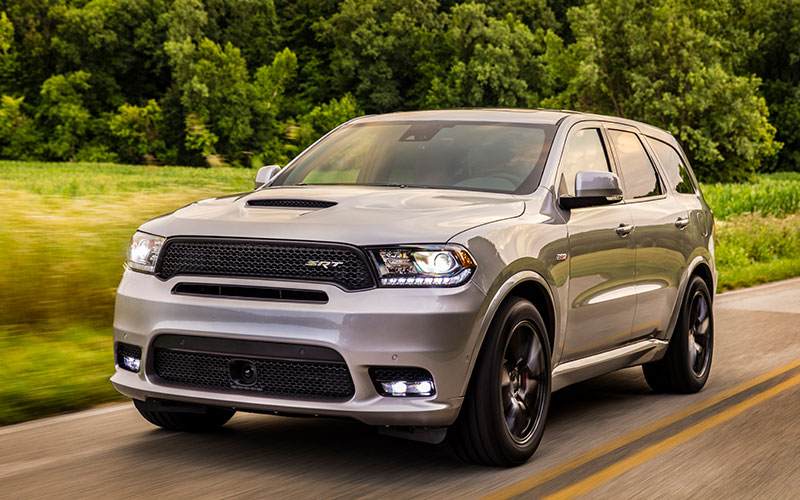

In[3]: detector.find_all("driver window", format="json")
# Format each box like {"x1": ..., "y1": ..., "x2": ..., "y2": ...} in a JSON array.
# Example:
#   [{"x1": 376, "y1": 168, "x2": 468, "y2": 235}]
[{"x1": 559, "y1": 128, "x2": 611, "y2": 196}]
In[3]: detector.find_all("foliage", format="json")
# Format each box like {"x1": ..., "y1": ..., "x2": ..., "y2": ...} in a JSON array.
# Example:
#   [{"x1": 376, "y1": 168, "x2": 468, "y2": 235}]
[
  {"x1": 0, "y1": 95, "x2": 39, "y2": 158},
  {"x1": 315, "y1": 0, "x2": 444, "y2": 112},
  {"x1": 110, "y1": 100, "x2": 174, "y2": 164},
  {"x1": 282, "y1": 93, "x2": 362, "y2": 162},
  {"x1": 424, "y1": 3, "x2": 547, "y2": 109},
  {"x1": 715, "y1": 212, "x2": 800, "y2": 290},
  {"x1": 0, "y1": 1, "x2": 798, "y2": 180},
  {"x1": 738, "y1": 0, "x2": 800, "y2": 172},
  {"x1": 181, "y1": 39, "x2": 254, "y2": 162},
  {"x1": 37, "y1": 71, "x2": 93, "y2": 160},
  {"x1": 542, "y1": 0, "x2": 780, "y2": 182}
]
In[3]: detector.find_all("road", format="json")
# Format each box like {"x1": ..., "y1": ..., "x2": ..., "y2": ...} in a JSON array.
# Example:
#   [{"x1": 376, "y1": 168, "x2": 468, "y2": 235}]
[{"x1": 3, "y1": 278, "x2": 800, "y2": 499}]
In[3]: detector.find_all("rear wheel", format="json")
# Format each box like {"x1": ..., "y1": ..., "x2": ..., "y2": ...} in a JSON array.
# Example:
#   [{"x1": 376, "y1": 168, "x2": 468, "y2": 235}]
[
  {"x1": 448, "y1": 297, "x2": 551, "y2": 466},
  {"x1": 134, "y1": 400, "x2": 235, "y2": 432},
  {"x1": 643, "y1": 275, "x2": 714, "y2": 393}
]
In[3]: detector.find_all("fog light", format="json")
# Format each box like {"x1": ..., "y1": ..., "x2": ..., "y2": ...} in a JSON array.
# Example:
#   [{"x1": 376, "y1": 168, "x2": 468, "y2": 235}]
[
  {"x1": 379, "y1": 379, "x2": 435, "y2": 397},
  {"x1": 116, "y1": 342, "x2": 143, "y2": 373},
  {"x1": 123, "y1": 356, "x2": 141, "y2": 372}
]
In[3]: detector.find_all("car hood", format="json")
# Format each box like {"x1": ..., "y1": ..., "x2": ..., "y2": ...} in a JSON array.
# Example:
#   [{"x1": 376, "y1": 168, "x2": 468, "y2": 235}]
[{"x1": 139, "y1": 185, "x2": 526, "y2": 245}]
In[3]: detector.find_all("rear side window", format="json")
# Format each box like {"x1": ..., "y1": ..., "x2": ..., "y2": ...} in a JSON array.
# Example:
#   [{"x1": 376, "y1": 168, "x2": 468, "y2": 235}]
[
  {"x1": 608, "y1": 130, "x2": 662, "y2": 199},
  {"x1": 559, "y1": 128, "x2": 611, "y2": 196},
  {"x1": 647, "y1": 138, "x2": 696, "y2": 194}
]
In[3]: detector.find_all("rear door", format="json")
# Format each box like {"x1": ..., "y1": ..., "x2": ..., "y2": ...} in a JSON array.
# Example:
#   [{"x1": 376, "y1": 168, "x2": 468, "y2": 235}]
[
  {"x1": 605, "y1": 126, "x2": 689, "y2": 339},
  {"x1": 560, "y1": 123, "x2": 637, "y2": 361}
]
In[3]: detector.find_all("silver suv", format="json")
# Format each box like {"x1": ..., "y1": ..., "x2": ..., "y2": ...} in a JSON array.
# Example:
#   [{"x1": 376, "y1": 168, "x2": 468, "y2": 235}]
[{"x1": 112, "y1": 109, "x2": 715, "y2": 466}]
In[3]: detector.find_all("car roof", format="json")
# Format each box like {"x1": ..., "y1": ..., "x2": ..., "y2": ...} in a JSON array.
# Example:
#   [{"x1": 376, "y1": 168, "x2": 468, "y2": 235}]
[
  {"x1": 350, "y1": 108, "x2": 676, "y2": 144},
  {"x1": 352, "y1": 108, "x2": 574, "y2": 125}
]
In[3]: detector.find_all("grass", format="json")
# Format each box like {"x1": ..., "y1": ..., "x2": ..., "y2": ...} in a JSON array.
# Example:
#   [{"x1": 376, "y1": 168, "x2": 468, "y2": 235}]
[
  {"x1": 0, "y1": 323, "x2": 120, "y2": 425},
  {"x1": 0, "y1": 160, "x2": 799, "y2": 425},
  {"x1": 0, "y1": 161, "x2": 254, "y2": 425},
  {"x1": 700, "y1": 172, "x2": 800, "y2": 220},
  {"x1": 714, "y1": 213, "x2": 800, "y2": 290}
]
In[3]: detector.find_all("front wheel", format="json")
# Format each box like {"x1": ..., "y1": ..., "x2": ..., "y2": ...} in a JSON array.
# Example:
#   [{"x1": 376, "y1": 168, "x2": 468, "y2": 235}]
[
  {"x1": 448, "y1": 297, "x2": 551, "y2": 466},
  {"x1": 643, "y1": 275, "x2": 714, "y2": 393}
]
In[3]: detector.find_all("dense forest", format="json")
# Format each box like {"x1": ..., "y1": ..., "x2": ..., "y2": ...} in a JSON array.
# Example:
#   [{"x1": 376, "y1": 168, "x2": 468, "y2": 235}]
[{"x1": 0, "y1": 0, "x2": 798, "y2": 181}]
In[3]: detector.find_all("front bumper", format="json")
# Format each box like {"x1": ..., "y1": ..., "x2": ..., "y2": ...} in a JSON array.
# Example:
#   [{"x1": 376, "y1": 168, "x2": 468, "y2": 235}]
[{"x1": 111, "y1": 270, "x2": 486, "y2": 426}]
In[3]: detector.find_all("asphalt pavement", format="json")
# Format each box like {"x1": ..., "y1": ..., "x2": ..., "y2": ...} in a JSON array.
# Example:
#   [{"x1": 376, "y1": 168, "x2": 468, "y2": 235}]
[{"x1": 2, "y1": 277, "x2": 799, "y2": 499}]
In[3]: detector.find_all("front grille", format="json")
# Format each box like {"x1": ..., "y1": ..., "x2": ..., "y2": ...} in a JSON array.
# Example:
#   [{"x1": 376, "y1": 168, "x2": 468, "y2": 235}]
[
  {"x1": 151, "y1": 336, "x2": 355, "y2": 401},
  {"x1": 116, "y1": 342, "x2": 142, "y2": 372},
  {"x1": 156, "y1": 238, "x2": 375, "y2": 290},
  {"x1": 247, "y1": 199, "x2": 337, "y2": 209}
]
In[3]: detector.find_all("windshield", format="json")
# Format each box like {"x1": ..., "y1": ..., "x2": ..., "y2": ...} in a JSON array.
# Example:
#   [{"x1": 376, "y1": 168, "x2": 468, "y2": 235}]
[{"x1": 271, "y1": 121, "x2": 557, "y2": 194}]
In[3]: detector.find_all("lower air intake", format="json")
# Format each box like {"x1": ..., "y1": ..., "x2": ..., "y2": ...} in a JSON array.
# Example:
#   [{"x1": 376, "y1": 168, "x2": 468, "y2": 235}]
[{"x1": 151, "y1": 336, "x2": 355, "y2": 401}]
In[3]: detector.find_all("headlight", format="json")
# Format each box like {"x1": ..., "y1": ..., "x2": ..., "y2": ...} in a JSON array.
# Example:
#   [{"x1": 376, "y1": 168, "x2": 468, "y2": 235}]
[
  {"x1": 371, "y1": 245, "x2": 476, "y2": 287},
  {"x1": 126, "y1": 231, "x2": 165, "y2": 274}
]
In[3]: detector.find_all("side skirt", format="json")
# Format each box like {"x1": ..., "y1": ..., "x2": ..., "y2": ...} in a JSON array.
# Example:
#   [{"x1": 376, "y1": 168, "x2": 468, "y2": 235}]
[{"x1": 552, "y1": 339, "x2": 669, "y2": 391}]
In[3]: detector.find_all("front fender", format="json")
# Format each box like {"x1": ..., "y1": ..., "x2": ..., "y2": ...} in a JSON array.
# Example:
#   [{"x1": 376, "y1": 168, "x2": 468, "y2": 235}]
[{"x1": 456, "y1": 266, "x2": 563, "y2": 397}]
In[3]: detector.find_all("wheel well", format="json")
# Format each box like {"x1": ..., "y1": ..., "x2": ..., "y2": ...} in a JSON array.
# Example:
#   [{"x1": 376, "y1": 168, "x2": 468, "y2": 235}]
[
  {"x1": 691, "y1": 262, "x2": 714, "y2": 301},
  {"x1": 507, "y1": 281, "x2": 556, "y2": 350}
]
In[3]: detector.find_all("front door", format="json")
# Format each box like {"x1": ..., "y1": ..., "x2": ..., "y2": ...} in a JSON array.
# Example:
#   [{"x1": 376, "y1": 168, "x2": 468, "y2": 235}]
[{"x1": 560, "y1": 125, "x2": 637, "y2": 361}]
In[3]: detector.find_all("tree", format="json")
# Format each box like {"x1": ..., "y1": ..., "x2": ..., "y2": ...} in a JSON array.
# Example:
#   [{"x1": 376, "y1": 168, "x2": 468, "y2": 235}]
[
  {"x1": 0, "y1": 95, "x2": 40, "y2": 159},
  {"x1": 204, "y1": 0, "x2": 279, "y2": 70},
  {"x1": 250, "y1": 47, "x2": 298, "y2": 164},
  {"x1": 542, "y1": 0, "x2": 780, "y2": 181},
  {"x1": 739, "y1": 0, "x2": 800, "y2": 171},
  {"x1": 315, "y1": 0, "x2": 444, "y2": 112},
  {"x1": 279, "y1": 93, "x2": 361, "y2": 163},
  {"x1": 38, "y1": 71, "x2": 92, "y2": 160},
  {"x1": 0, "y1": 10, "x2": 19, "y2": 94},
  {"x1": 109, "y1": 99, "x2": 174, "y2": 164},
  {"x1": 425, "y1": 3, "x2": 547, "y2": 109},
  {"x1": 179, "y1": 38, "x2": 254, "y2": 165}
]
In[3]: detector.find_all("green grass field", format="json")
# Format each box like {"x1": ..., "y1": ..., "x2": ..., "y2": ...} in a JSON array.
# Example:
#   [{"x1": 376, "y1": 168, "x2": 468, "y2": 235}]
[{"x1": 1, "y1": 161, "x2": 800, "y2": 425}]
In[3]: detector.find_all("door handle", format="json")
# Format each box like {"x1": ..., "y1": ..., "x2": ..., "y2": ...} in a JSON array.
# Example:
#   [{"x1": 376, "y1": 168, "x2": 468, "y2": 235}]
[
  {"x1": 615, "y1": 223, "x2": 634, "y2": 237},
  {"x1": 674, "y1": 217, "x2": 690, "y2": 230}
]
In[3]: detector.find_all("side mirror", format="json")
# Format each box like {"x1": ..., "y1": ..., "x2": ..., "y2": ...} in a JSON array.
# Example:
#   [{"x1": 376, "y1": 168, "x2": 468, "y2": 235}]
[
  {"x1": 559, "y1": 171, "x2": 623, "y2": 210},
  {"x1": 254, "y1": 165, "x2": 281, "y2": 189}
]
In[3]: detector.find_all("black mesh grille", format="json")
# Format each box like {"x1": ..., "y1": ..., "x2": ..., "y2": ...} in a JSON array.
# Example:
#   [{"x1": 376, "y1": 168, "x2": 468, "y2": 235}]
[
  {"x1": 153, "y1": 349, "x2": 355, "y2": 400},
  {"x1": 370, "y1": 367, "x2": 433, "y2": 383},
  {"x1": 156, "y1": 239, "x2": 375, "y2": 290},
  {"x1": 247, "y1": 199, "x2": 337, "y2": 209},
  {"x1": 116, "y1": 342, "x2": 142, "y2": 372}
]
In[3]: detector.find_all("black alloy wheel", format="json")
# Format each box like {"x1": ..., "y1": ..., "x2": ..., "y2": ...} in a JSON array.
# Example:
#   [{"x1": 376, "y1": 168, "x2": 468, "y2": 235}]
[
  {"x1": 448, "y1": 297, "x2": 552, "y2": 466},
  {"x1": 501, "y1": 320, "x2": 548, "y2": 444},
  {"x1": 643, "y1": 275, "x2": 714, "y2": 393}
]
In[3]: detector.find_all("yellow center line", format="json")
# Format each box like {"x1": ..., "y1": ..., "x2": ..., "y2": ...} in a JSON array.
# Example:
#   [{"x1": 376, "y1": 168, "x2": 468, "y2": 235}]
[
  {"x1": 483, "y1": 358, "x2": 800, "y2": 500},
  {"x1": 543, "y1": 372, "x2": 800, "y2": 500}
]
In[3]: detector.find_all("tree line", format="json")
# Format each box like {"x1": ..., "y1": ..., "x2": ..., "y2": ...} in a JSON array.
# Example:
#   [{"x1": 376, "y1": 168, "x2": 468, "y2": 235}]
[{"x1": 0, "y1": 0, "x2": 798, "y2": 182}]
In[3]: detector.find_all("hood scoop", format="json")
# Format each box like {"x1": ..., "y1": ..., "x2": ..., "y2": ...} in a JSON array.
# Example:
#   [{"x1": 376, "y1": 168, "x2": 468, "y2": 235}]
[{"x1": 246, "y1": 199, "x2": 337, "y2": 209}]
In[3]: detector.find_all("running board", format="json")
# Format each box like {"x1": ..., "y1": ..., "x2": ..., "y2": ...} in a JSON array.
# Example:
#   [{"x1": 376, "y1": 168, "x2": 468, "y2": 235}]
[{"x1": 552, "y1": 339, "x2": 669, "y2": 391}]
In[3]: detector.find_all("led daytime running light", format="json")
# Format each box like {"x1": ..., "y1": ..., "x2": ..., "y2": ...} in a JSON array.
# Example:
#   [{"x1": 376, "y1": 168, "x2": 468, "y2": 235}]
[{"x1": 373, "y1": 245, "x2": 476, "y2": 287}]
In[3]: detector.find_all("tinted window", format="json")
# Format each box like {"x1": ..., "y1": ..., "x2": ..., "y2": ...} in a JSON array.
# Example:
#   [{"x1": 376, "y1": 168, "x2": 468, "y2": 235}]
[
  {"x1": 647, "y1": 137, "x2": 696, "y2": 194},
  {"x1": 559, "y1": 128, "x2": 611, "y2": 196},
  {"x1": 609, "y1": 130, "x2": 662, "y2": 199},
  {"x1": 273, "y1": 121, "x2": 555, "y2": 193}
]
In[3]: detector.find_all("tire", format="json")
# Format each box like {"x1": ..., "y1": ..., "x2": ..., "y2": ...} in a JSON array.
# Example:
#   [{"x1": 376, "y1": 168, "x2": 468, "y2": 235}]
[
  {"x1": 448, "y1": 297, "x2": 552, "y2": 466},
  {"x1": 134, "y1": 399, "x2": 235, "y2": 432},
  {"x1": 643, "y1": 275, "x2": 714, "y2": 393}
]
